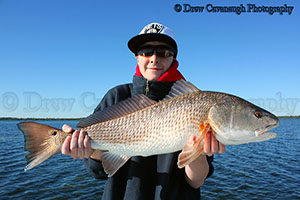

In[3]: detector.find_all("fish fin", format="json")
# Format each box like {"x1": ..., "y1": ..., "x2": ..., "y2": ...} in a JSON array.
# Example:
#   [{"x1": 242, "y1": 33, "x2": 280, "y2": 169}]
[
  {"x1": 101, "y1": 152, "x2": 130, "y2": 177},
  {"x1": 163, "y1": 79, "x2": 200, "y2": 101},
  {"x1": 77, "y1": 94, "x2": 156, "y2": 128},
  {"x1": 17, "y1": 122, "x2": 63, "y2": 171},
  {"x1": 177, "y1": 121, "x2": 211, "y2": 168}
]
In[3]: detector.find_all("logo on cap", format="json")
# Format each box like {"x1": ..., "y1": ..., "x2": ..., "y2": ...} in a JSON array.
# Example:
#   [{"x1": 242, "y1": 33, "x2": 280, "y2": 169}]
[{"x1": 140, "y1": 23, "x2": 164, "y2": 34}]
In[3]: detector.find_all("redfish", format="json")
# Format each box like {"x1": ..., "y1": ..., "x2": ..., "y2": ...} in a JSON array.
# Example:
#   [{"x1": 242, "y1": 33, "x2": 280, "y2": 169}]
[{"x1": 18, "y1": 80, "x2": 279, "y2": 177}]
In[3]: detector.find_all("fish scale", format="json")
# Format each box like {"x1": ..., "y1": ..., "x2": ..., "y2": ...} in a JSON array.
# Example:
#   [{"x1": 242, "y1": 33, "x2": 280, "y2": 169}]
[
  {"x1": 84, "y1": 91, "x2": 214, "y2": 157},
  {"x1": 17, "y1": 80, "x2": 279, "y2": 177}
]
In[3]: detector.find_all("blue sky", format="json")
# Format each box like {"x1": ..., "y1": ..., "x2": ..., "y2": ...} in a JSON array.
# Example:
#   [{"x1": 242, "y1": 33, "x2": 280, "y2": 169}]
[{"x1": 0, "y1": 0, "x2": 299, "y2": 118}]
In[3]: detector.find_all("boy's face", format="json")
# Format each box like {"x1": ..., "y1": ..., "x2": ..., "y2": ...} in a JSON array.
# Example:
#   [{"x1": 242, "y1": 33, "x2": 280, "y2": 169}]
[{"x1": 136, "y1": 41, "x2": 174, "y2": 81}]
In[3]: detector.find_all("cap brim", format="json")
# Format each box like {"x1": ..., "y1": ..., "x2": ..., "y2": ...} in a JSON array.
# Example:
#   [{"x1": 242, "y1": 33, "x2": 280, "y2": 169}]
[{"x1": 128, "y1": 33, "x2": 178, "y2": 55}]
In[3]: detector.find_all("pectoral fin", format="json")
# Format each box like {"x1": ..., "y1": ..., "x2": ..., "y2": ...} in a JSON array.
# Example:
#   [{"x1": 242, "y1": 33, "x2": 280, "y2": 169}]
[
  {"x1": 101, "y1": 152, "x2": 131, "y2": 177},
  {"x1": 177, "y1": 122, "x2": 211, "y2": 168}
]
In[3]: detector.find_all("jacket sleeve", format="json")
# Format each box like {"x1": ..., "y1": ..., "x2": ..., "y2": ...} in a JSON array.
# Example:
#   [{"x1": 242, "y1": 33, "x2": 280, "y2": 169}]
[{"x1": 82, "y1": 84, "x2": 132, "y2": 179}]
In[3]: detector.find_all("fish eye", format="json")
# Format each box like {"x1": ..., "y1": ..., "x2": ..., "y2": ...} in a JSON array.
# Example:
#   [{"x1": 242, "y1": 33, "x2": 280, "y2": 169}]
[
  {"x1": 255, "y1": 111, "x2": 263, "y2": 118},
  {"x1": 52, "y1": 131, "x2": 57, "y2": 136}
]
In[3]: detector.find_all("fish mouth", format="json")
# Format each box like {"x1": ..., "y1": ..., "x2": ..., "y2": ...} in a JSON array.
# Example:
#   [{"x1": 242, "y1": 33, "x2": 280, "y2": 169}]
[{"x1": 255, "y1": 121, "x2": 279, "y2": 137}]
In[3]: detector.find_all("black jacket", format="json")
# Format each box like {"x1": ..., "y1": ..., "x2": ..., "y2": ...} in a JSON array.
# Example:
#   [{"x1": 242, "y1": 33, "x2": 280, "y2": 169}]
[{"x1": 83, "y1": 76, "x2": 214, "y2": 200}]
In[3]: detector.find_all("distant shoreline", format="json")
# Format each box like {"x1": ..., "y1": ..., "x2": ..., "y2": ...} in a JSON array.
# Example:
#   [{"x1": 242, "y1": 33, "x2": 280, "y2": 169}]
[
  {"x1": 277, "y1": 116, "x2": 300, "y2": 119},
  {"x1": 0, "y1": 116, "x2": 299, "y2": 120}
]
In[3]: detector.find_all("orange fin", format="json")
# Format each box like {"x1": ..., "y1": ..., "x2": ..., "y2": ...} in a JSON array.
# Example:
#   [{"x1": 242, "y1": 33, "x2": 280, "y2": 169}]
[
  {"x1": 177, "y1": 122, "x2": 211, "y2": 168},
  {"x1": 101, "y1": 152, "x2": 130, "y2": 177}
]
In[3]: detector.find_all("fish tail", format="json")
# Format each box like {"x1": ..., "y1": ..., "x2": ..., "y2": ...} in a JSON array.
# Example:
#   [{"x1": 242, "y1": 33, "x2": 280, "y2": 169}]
[{"x1": 17, "y1": 122, "x2": 65, "y2": 171}]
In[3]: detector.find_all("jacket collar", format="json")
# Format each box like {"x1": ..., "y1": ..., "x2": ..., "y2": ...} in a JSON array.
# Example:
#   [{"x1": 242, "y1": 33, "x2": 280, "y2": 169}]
[
  {"x1": 132, "y1": 76, "x2": 173, "y2": 102},
  {"x1": 132, "y1": 60, "x2": 185, "y2": 101}
]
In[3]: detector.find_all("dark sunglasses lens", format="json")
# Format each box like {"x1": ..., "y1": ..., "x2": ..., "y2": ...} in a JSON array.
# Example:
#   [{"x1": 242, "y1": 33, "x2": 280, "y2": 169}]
[
  {"x1": 156, "y1": 49, "x2": 175, "y2": 57},
  {"x1": 137, "y1": 46, "x2": 175, "y2": 57},
  {"x1": 137, "y1": 48, "x2": 154, "y2": 57}
]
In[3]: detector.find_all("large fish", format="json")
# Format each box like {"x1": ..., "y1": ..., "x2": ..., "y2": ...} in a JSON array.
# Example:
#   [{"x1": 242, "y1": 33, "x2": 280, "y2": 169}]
[{"x1": 18, "y1": 80, "x2": 279, "y2": 177}]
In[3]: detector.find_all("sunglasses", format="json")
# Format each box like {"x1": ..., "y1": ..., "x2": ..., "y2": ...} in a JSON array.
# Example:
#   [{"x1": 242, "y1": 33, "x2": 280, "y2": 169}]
[{"x1": 137, "y1": 45, "x2": 175, "y2": 58}]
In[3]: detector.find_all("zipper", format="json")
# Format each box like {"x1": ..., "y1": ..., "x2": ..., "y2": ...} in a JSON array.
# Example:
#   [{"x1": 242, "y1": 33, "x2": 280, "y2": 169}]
[{"x1": 145, "y1": 80, "x2": 149, "y2": 96}]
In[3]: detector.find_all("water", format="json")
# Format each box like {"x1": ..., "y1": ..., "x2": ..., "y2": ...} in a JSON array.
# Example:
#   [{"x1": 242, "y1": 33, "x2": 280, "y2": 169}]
[{"x1": 0, "y1": 119, "x2": 299, "y2": 199}]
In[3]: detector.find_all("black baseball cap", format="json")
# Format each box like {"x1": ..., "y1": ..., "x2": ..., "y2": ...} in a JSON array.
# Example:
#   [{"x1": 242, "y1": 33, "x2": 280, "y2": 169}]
[{"x1": 128, "y1": 22, "x2": 178, "y2": 57}]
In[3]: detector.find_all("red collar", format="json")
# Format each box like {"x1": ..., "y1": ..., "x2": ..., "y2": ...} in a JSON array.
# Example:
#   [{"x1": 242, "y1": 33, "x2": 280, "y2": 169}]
[{"x1": 134, "y1": 60, "x2": 185, "y2": 82}]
